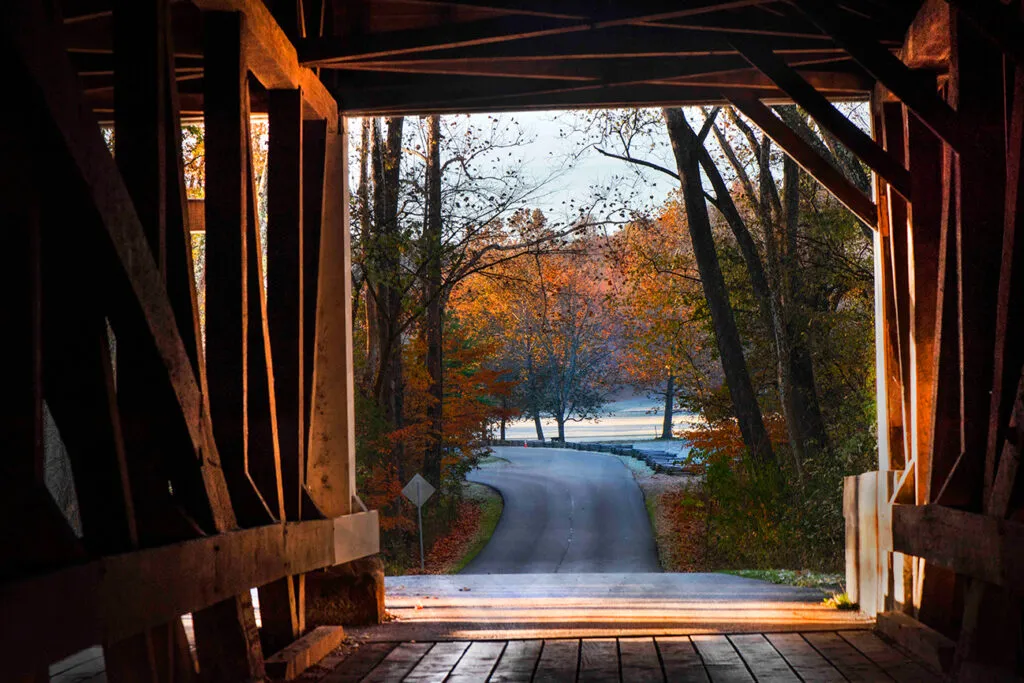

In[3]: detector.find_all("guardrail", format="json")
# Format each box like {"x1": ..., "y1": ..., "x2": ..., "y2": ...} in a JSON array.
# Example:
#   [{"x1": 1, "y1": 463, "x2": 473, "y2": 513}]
[{"x1": 486, "y1": 439, "x2": 703, "y2": 474}]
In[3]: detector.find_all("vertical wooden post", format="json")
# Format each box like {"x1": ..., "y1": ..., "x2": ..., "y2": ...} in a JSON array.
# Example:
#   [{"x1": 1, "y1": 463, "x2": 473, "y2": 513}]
[
  {"x1": 109, "y1": 4, "x2": 200, "y2": 679},
  {"x1": 882, "y1": 102, "x2": 913, "y2": 473},
  {"x1": 197, "y1": 10, "x2": 266, "y2": 680},
  {"x1": 260, "y1": 88, "x2": 306, "y2": 652},
  {"x1": 301, "y1": 119, "x2": 326, "y2": 481},
  {"x1": 267, "y1": 89, "x2": 305, "y2": 524},
  {"x1": 203, "y1": 9, "x2": 272, "y2": 526},
  {"x1": 950, "y1": 8, "x2": 1007, "y2": 507},
  {"x1": 306, "y1": 120, "x2": 356, "y2": 518},
  {"x1": 114, "y1": 0, "x2": 167, "y2": 277},
  {"x1": 904, "y1": 111, "x2": 943, "y2": 505},
  {"x1": 871, "y1": 97, "x2": 905, "y2": 473}
]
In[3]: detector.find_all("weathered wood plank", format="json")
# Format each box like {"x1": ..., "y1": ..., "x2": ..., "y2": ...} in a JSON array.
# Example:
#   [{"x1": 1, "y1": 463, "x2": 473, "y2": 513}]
[
  {"x1": 891, "y1": 503, "x2": 1024, "y2": 590},
  {"x1": 875, "y1": 611, "x2": 954, "y2": 675},
  {"x1": 764, "y1": 633, "x2": 844, "y2": 682},
  {"x1": 726, "y1": 94, "x2": 878, "y2": 230},
  {"x1": 488, "y1": 639, "x2": 542, "y2": 683},
  {"x1": 305, "y1": 124, "x2": 357, "y2": 518},
  {"x1": 191, "y1": 0, "x2": 338, "y2": 127},
  {"x1": 839, "y1": 631, "x2": 932, "y2": 683},
  {"x1": 578, "y1": 638, "x2": 618, "y2": 683},
  {"x1": 0, "y1": 511, "x2": 377, "y2": 672},
  {"x1": 403, "y1": 641, "x2": 469, "y2": 682},
  {"x1": 656, "y1": 637, "x2": 709, "y2": 683},
  {"x1": 950, "y1": 7, "x2": 1008, "y2": 510},
  {"x1": 690, "y1": 635, "x2": 753, "y2": 683},
  {"x1": 266, "y1": 87, "x2": 304, "y2": 522},
  {"x1": 728, "y1": 634, "x2": 799, "y2": 683},
  {"x1": 904, "y1": 109, "x2": 943, "y2": 504},
  {"x1": 203, "y1": 9, "x2": 274, "y2": 528},
  {"x1": 619, "y1": 637, "x2": 662, "y2": 682},
  {"x1": 361, "y1": 642, "x2": 433, "y2": 683},
  {"x1": 319, "y1": 642, "x2": 396, "y2": 683},
  {"x1": 533, "y1": 639, "x2": 580, "y2": 683},
  {"x1": 445, "y1": 641, "x2": 506, "y2": 683},
  {"x1": 802, "y1": 632, "x2": 888, "y2": 682},
  {"x1": 265, "y1": 625, "x2": 346, "y2": 680}
]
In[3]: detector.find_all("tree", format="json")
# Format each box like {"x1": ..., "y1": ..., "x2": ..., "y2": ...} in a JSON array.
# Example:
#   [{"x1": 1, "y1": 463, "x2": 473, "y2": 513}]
[
  {"x1": 605, "y1": 204, "x2": 710, "y2": 439},
  {"x1": 661, "y1": 107, "x2": 778, "y2": 472}
]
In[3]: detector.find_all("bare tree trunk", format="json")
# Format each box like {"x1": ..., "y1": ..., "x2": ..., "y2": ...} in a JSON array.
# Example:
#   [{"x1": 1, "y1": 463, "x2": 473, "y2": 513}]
[
  {"x1": 533, "y1": 412, "x2": 545, "y2": 441},
  {"x1": 781, "y1": 158, "x2": 830, "y2": 458},
  {"x1": 423, "y1": 114, "x2": 443, "y2": 486},
  {"x1": 371, "y1": 117, "x2": 406, "y2": 437},
  {"x1": 662, "y1": 107, "x2": 778, "y2": 472},
  {"x1": 709, "y1": 111, "x2": 830, "y2": 474},
  {"x1": 359, "y1": 118, "x2": 378, "y2": 389},
  {"x1": 761, "y1": 141, "x2": 804, "y2": 476},
  {"x1": 661, "y1": 373, "x2": 675, "y2": 440}
]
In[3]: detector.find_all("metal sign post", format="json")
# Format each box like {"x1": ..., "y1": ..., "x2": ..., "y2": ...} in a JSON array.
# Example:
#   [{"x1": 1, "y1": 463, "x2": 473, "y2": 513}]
[{"x1": 401, "y1": 473, "x2": 436, "y2": 570}]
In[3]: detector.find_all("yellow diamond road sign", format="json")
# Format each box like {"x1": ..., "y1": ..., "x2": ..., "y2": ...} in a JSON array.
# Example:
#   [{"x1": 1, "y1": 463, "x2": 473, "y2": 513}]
[{"x1": 402, "y1": 473, "x2": 435, "y2": 508}]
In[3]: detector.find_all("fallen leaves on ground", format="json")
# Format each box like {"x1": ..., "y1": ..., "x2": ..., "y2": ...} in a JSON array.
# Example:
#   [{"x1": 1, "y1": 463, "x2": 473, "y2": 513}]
[{"x1": 407, "y1": 500, "x2": 483, "y2": 575}]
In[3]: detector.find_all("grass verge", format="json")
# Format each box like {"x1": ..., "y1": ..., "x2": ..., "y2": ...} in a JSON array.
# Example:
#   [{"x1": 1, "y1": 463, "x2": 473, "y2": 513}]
[
  {"x1": 716, "y1": 569, "x2": 844, "y2": 596},
  {"x1": 414, "y1": 481, "x2": 503, "y2": 574},
  {"x1": 451, "y1": 482, "x2": 503, "y2": 573}
]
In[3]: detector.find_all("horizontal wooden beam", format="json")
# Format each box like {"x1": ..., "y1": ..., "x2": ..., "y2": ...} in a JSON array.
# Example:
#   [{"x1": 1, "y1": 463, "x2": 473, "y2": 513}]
[
  {"x1": 726, "y1": 94, "x2": 878, "y2": 230},
  {"x1": 892, "y1": 504, "x2": 1024, "y2": 592},
  {"x1": 312, "y1": 27, "x2": 847, "y2": 67},
  {"x1": 729, "y1": 36, "x2": 912, "y2": 200},
  {"x1": 299, "y1": 1, "x2": 826, "y2": 67},
  {"x1": 2, "y1": 512, "x2": 378, "y2": 679},
  {"x1": 191, "y1": 0, "x2": 337, "y2": 127}
]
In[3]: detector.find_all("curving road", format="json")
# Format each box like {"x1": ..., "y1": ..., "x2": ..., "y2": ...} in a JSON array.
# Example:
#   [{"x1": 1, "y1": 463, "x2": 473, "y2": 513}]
[{"x1": 463, "y1": 446, "x2": 660, "y2": 574}]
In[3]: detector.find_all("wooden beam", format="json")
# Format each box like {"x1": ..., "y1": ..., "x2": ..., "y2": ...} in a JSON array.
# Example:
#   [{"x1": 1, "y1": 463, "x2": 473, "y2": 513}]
[
  {"x1": 312, "y1": 27, "x2": 845, "y2": 66},
  {"x1": 727, "y1": 94, "x2": 878, "y2": 230},
  {"x1": 203, "y1": 10, "x2": 275, "y2": 527},
  {"x1": 984, "y1": 44, "x2": 1024, "y2": 503},
  {"x1": 875, "y1": 611, "x2": 954, "y2": 674},
  {"x1": 950, "y1": 11, "x2": 1007, "y2": 507},
  {"x1": 265, "y1": 626, "x2": 345, "y2": 680},
  {"x1": 299, "y1": 1, "x2": 808, "y2": 66},
  {"x1": 2, "y1": 512, "x2": 379, "y2": 681},
  {"x1": 729, "y1": 35, "x2": 912, "y2": 200},
  {"x1": 904, "y1": 109, "x2": 944, "y2": 504},
  {"x1": 946, "y1": 0, "x2": 1024, "y2": 68},
  {"x1": 301, "y1": 119, "x2": 326, "y2": 468},
  {"x1": 796, "y1": 0, "x2": 964, "y2": 152},
  {"x1": 113, "y1": 0, "x2": 168, "y2": 276},
  {"x1": 1, "y1": 0, "x2": 235, "y2": 522},
  {"x1": 305, "y1": 125, "x2": 357, "y2": 518},
  {"x1": 267, "y1": 88, "x2": 305, "y2": 523},
  {"x1": 192, "y1": 0, "x2": 337, "y2": 127},
  {"x1": 891, "y1": 504, "x2": 1024, "y2": 592}
]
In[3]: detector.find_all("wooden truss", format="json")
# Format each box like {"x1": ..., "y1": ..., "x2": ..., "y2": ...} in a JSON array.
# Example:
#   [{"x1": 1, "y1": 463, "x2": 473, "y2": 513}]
[{"x1": 1, "y1": 0, "x2": 375, "y2": 680}]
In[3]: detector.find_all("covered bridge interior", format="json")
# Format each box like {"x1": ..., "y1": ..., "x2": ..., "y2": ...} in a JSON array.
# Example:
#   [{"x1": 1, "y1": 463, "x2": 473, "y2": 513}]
[{"x1": 2, "y1": 0, "x2": 1022, "y2": 680}]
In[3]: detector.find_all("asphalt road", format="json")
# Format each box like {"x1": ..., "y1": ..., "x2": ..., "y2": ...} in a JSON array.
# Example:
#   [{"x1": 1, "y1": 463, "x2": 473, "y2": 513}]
[{"x1": 463, "y1": 446, "x2": 660, "y2": 574}]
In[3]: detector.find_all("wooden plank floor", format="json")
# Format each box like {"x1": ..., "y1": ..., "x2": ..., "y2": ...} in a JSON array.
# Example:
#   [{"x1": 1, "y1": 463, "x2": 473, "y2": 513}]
[{"x1": 315, "y1": 631, "x2": 934, "y2": 682}]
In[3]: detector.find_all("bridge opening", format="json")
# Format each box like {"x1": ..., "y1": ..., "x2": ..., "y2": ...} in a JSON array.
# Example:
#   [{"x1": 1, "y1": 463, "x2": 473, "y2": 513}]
[{"x1": 6, "y1": 0, "x2": 1023, "y2": 681}]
